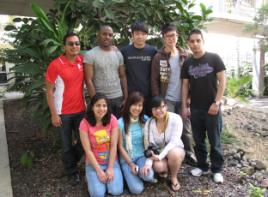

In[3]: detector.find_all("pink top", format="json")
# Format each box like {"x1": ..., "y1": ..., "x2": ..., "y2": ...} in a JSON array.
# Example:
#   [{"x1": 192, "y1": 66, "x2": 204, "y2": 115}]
[{"x1": 79, "y1": 115, "x2": 118, "y2": 165}]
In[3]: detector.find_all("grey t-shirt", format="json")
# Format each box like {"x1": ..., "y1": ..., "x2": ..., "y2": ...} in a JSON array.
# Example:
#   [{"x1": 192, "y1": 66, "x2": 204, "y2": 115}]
[
  {"x1": 165, "y1": 52, "x2": 181, "y2": 102},
  {"x1": 84, "y1": 46, "x2": 124, "y2": 99}
]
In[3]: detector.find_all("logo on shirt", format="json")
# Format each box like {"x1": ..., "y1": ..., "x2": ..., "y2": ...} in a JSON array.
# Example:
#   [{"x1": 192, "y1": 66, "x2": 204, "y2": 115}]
[
  {"x1": 189, "y1": 63, "x2": 213, "y2": 79},
  {"x1": 94, "y1": 129, "x2": 110, "y2": 161},
  {"x1": 77, "y1": 63, "x2": 82, "y2": 70},
  {"x1": 160, "y1": 60, "x2": 168, "y2": 67}
]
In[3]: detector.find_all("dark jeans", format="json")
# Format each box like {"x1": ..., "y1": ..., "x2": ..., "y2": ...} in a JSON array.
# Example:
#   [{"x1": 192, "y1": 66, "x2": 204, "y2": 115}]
[
  {"x1": 166, "y1": 100, "x2": 195, "y2": 156},
  {"x1": 59, "y1": 112, "x2": 85, "y2": 175},
  {"x1": 109, "y1": 96, "x2": 123, "y2": 118},
  {"x1": 190, "y1": 108, "x2": 224, "y2": 173}
]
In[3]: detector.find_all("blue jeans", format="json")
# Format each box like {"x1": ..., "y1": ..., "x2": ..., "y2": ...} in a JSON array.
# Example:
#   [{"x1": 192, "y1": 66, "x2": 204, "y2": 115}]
[
  {"x1": 121, "y1": 156, "x2": 154, "y2": 194},
  {"x1": 190, "y1": 108, "x2": 224, "y2": 173},
  {"x1": 59, "y1": 112, "x2": 84, "y2": 175},
  {"x1": 86, "y1": 161, "x2": 123, "y2": 197}
]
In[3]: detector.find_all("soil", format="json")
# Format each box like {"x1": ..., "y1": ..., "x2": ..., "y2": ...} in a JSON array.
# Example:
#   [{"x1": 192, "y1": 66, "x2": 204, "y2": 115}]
[{"x1": 4, "y1": 99, "x2": 268, "y2": 197}]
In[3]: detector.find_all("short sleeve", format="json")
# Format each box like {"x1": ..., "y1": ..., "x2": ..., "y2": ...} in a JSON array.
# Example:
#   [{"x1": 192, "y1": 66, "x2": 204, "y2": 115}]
[
  {"x1": 117, "y1": 51, "x2": 124, "y2": 65},
  {"x1": 181, "y1": 62, "x2": 189, "y2": 79},
  {"x1": 79, "y1": 118, "x2": 89, "y2": 132},
  {"x1": 45, "y1": 62, "x2": 58, "y2": 84},
  {"x1": 83, "y1": 50, "x2": 94, "y2": 65},
  {"x1": 110, "y1": 115, "x2": 118, "y2": 129},
  {"x1": 214, "y1": 54, "x2": 226, "y2": 73}
]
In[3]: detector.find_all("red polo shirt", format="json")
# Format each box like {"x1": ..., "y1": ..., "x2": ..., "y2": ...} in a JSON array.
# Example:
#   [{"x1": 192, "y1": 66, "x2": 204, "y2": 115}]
[{"x1": 46, "y1": 54, "x2": 86, "y2": 115}]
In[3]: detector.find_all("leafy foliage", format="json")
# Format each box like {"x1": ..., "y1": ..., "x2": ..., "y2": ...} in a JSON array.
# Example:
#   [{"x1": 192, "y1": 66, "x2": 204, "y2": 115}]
[
  {"x1": 20, "y1": 151, "x2": 35, "y2": 168},
  {"x1": 2, "y1": 0, "x2": 212, "y2": 131},
  {"x1": 249, "y1": 183, "x2": 266, "y2": 197}
]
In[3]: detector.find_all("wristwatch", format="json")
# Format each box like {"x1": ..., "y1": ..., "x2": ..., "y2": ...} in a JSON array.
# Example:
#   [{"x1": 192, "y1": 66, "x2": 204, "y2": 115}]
[{"x1": 214, "y1": 100, "x2": 221, "y2": 106}]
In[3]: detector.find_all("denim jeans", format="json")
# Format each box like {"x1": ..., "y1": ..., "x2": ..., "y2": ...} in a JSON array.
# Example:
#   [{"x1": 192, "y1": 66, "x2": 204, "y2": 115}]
[
  {"x1": 86, "y1": 161, "x2": 123, "y2": 197},
  {"x1": 121, "y1": 156, "x2": 154, "y2": 194},
  {"x1": 59, "y1": 112, "x2": 84, "y2": 175},
  {"x1": 190, "y1": 108, "x2": 224, "y2": 173},
  {"x1": 166, "y1": 100, "x2": 195, "y2": 155}
]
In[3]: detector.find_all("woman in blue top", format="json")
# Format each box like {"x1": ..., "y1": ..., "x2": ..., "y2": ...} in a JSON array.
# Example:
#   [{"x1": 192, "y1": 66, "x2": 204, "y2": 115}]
[{"x1": 118, "y1": 91, "x2": 155, "y2": 194}]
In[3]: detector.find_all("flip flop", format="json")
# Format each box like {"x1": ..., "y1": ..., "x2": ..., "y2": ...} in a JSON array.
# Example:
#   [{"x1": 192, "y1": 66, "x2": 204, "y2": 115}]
[{"x1": 171, "y1": 182, "x2": 181, "y2": 192}]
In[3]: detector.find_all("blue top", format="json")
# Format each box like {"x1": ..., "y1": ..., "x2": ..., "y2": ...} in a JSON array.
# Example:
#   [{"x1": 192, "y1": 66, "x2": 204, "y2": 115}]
[{"x1": 118, "y1": 115, "x2": 149, "y2": 162}]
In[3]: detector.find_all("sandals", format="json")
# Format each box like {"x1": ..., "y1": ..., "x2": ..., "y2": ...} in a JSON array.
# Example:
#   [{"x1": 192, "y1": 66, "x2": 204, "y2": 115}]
[{"x1": 171, "y1": 182, "x2": 181, "y2": 192}]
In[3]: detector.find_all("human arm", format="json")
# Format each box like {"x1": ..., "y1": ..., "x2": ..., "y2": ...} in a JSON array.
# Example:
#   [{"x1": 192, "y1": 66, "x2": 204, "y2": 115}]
[
  {"x1": 181, "y1": 79, "x2": 190, "y2": 119},
  {"x1": 45, "y1": 81, "x2": 62, "y2": 127},
  {"x1": 208, "y1": 71, "x2": 226, "y2": 115},
  {"x1": 106, "y1": 126, "x2": 119, "y2": 182},
  {"x1": 80, "y1": 127, "x2": 107, "y2": 183},
  {"x1": 117, "y1": 130, "x2": 138, "y2": 174},
  {"x1": 118, "y1": 64, "x2": 128, "y2": 102},
  {"x1": 84, "y1": 63, "x2": 96, "y2": 99},
  {"x1": 151, "y1": 55, "x2": 160, "y2": 97},
  {"x1": 158, "y1": 115, "x2": 183, "y2": 160}
]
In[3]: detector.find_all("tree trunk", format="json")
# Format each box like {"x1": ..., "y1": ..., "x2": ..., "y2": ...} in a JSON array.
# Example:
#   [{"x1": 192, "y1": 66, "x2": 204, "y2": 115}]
[{"x1": 259, "y1": 49, "x2": 265, "y2": 97}]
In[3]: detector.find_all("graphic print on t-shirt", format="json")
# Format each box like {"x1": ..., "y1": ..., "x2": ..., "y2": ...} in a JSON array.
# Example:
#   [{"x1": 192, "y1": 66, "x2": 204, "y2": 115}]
[
  {"x1": 94, "y1": 129, "x2": 110, "y2": 161},
  {"x1": 189, "y1": 63, "x2": 214, "y2": 79}
]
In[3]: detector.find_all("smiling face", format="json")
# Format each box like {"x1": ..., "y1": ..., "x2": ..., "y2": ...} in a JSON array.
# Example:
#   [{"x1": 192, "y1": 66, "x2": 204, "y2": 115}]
[
  {"x1": 64, "y1": 36, "x2": 80, "y2": 57},
  {"x1": 151, "y1": 101, "x2": 167, "y2": 120},
  {"x1": 92, "y1": 98, "x2": 108, "y2": 120},
  {"x1": 98, "y1": 26, "x2": 113, "y2": 48},
  {"x1": 129, "y1": 101, "x2": 143, "y2": 119}
]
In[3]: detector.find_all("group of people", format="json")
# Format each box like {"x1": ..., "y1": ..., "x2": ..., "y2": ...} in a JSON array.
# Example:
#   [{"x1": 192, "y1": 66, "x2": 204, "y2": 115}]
[{"x1": 45, "y1": 21, "x2": 226, "y2": 197}]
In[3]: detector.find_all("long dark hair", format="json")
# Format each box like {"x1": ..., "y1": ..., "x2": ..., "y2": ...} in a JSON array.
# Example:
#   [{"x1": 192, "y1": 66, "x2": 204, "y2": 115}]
[
  {"x1": 122, "y1": 91, "x2": 145, "y2": 135},
  {"x1": 85, "y1": 93, "x2": 111, "y2": 126}
]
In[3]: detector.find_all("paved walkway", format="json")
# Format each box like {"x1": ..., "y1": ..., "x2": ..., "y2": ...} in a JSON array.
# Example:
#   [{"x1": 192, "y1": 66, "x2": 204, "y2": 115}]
[{"x1": 0, "y1": 100, "x2": 13, "y2": 197}]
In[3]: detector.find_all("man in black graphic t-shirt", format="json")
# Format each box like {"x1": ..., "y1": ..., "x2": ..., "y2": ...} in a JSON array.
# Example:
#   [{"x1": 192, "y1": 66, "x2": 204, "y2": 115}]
[
  {"x1": 181, "y1": 29, "x2": 226, "y2": 184},
  {"x1": 121, "y1": 22, "x2": 157, "y2": 115}
]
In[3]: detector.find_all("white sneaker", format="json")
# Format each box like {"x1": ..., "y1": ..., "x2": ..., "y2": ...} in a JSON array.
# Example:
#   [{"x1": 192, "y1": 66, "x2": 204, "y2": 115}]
[
  {"x1": 191, "y1": 168, "x2": 209, "y2": 177},
  {"x1": 213, "y1": 173, "x2": 224, "y2": 183}
]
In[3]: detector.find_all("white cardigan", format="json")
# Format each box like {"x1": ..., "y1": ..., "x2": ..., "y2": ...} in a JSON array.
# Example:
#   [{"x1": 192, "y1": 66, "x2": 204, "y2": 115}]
[{"x1": 144, "y1": 112, "x2": 184, "y2": 166}]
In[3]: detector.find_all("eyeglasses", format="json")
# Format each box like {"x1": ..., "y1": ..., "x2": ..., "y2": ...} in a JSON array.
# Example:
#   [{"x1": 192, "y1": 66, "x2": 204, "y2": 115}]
[{"x1": 66, "y1": 41, "x2": 80, "y2": 46}]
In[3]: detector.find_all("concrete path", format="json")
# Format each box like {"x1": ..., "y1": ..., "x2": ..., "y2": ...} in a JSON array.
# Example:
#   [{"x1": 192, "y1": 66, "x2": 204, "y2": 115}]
[{"x1": 0, "y1": 100, "x2": 13, "y2": 197}]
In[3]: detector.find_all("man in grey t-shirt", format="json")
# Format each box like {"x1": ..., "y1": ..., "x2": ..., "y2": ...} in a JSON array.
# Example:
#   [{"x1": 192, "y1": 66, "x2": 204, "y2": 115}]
[{"x1": 84, "y1": 25, "x2": 128, "y2": 117}]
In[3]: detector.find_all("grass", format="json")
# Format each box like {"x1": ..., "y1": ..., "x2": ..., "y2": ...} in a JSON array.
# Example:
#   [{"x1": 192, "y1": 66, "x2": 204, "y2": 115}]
[{"x1": 221, "y1": 128, "x2": 237, "y2": 144}]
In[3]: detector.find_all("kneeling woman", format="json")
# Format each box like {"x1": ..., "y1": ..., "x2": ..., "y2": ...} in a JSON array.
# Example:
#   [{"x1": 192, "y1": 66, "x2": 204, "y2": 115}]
[
  {"x1": 79, "y1": 94, "x2": 123, "y2": 197},
  {"x1": 144, "y1": 96, "x2": 185, "y2": 191},
  {"x1": 118, "y1": 92, "x2": 155, "y2": 194}
]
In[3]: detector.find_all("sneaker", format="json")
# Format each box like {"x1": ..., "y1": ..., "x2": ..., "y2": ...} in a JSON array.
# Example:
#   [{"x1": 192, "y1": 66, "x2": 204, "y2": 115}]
[
  {"x1": 191, "y1": 168, "x2": 209, "y2": 177},
  {"x1": 213, "y1": 173, "x2": 224, "y2": 183}
]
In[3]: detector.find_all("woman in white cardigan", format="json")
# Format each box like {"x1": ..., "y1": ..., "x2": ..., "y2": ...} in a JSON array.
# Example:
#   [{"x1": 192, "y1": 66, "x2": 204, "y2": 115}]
[{"x1": 142, "y1": 96, "x2": 185, "y2": 191}]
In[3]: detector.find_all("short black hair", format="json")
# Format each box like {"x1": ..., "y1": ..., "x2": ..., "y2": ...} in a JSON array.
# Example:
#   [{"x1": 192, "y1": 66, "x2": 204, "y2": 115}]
[
  {"x1": 99, "y1": 24, "x2": 113, "y2": 32},
  {"x1": 187, "y1": 29, "x2": 204, "y2": 40},
  {"x1": 85, "y1": 93, "x2": 111, "y2": 126},
  {"x1": 63, "y1": 32, "x2": 79, "y2": 45},
  {"x1": 161, "y1": 23, "x2": 177, "y2": 36},
  {"x1": 150, "y1": 96, "x2": 166, "y2": 111},
  {"x1": 131, "y1": 21, "x2": 148, "y2": 34}
]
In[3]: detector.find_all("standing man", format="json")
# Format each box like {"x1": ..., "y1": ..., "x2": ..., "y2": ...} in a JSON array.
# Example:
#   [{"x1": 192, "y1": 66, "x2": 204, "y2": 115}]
[
  {"x1": 121, "y1": 21, "x2": 157, "y2": 115},
  {"x1": 151, "y1": 23, "x2": 196, "y2": 165},
  {"x1": 46, "y1": 32, "x2": 86, "y2": 183},
  {"x1": 181, "y1": 29, "x2": 226, "y2": 183},
  {"x1": 84, "y1": 25, "x2": 128, "y2": 118}
]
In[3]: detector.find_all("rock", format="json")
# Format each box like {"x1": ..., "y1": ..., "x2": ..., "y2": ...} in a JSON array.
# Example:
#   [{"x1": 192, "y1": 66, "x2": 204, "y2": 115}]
[
  {"x1": 253, "y1": 172, "x2": 264, "y2": 182},
  {"x1": 241, "y1": 166, "x2": 254, "y2": 175},
  {"x1": 255, "y1": 160, "x2": 267, "y2": 171},
  {"x1": 261, "y1": 178, "x2": 268, "y2": 188}
]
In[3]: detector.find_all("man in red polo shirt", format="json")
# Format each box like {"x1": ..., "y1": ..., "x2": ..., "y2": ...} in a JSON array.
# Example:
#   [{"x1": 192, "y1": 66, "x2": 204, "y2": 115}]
[{"x1": 46, "y1": 32, "x2": 86, "y2": 183}]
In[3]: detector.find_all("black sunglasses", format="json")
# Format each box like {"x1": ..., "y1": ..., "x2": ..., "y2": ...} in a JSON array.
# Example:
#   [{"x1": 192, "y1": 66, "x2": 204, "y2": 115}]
[{"x1": 66, "y1": 41, "x2": 80, "y2": 46}]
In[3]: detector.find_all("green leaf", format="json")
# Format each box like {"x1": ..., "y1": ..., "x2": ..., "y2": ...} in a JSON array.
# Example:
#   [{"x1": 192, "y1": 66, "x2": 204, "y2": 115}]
[
  {"x1": 41, "y1": 38, "x2": 60, "y2": 46},
  {"x1": 46, "y1": 45, "x2": 59, "y2": 55},
  {"x1": 4, "y1": 25, "x2": 17, "y2": 31},
  {"x1": 13, "y1": 17, "x2": 22, "y2": 22},
  {"x1": 92, "y1": 0, "x2": 104, "y2": 8}
]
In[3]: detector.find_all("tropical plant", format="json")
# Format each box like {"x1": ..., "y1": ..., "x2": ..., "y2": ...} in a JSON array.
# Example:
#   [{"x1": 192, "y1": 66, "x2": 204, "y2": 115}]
[
  {"x1": 2, "y1": 0, "x2": 212, "y2": 131},
  {"x1": 249, "y1": 183, "x2": 266, "y2": 197}
]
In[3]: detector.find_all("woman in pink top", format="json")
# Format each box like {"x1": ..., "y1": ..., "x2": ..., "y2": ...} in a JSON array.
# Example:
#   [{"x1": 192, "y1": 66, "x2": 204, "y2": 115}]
[{"x1": 79, "y1": 94, "x2": 123, "y2": 197}]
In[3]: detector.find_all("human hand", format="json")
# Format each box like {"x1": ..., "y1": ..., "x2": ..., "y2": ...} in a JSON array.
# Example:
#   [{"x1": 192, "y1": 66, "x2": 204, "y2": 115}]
[
  {"x1": 140, "y1": 165, "x2": 151, "y2": 177},
  {"x1": 51, "y1": 114, "x2": 62, "y2": 127},
  {"x1": 96, "y1": 169, "x2": 107, "y2": 183},
  {"x1": 105, "y1": 167, "x2": 114, "y2": 183},
  {"x1": 181, "y1": 107, "x2": 190, "y2": 120},
  {"x1": 130, "y1": 163, "x2": 138, "y2": 175},
  {"x1": 151, "y1": 152, "x2": 160, "y2": 161},
  {"x1": 208, "y1": 103, "x2": 219, "y2": 115}
]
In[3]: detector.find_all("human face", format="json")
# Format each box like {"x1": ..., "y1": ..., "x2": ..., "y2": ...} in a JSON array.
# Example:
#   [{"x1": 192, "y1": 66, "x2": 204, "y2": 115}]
[
  {"x1": 129, "y1": 101, "x2": 143, "y2": 119},
  {"x1": 163, "y1": 30, "x2": 178, "y2": 49},
  {"x1": 152, "y1": 102, "x2": 167, "y2": 120},
  {"x1": 92, "y1": 99, "x2": 108, "y2": 120},
  {"x1": 98, "y1": 26, "x2": 113, "y2": 48},
  {"x1": 187, "y1": 33, "x2": 205, "y2": 57},
  {"x1": 132, "y1": 31, "x2": 147, "y2": 48},
  {"x1": 64, "y1": 36, "x2": 80, "y2": 57}
]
